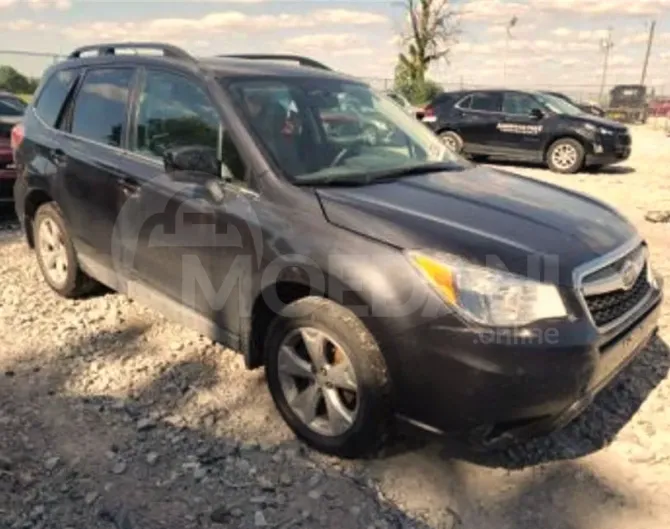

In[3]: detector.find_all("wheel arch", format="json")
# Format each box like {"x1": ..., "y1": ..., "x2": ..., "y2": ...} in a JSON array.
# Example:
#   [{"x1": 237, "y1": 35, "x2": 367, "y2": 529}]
[
  {"x1": 23, "y1": 188, "x2": 54, "y2": 248},
  {"x1": 245, "y1": 274, "x2": 378, "y2": 370}
]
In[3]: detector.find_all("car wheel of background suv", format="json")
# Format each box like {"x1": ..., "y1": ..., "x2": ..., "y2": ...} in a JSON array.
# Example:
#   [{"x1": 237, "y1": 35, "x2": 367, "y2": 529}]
[
  {"x1": 264, "y1": 296, "x2": 391, "y2": 458},
  {"x1": 546, "y1": 138, "x2": 585, "y2": 174},
  {"x1": 33, "y1": 203, "x2": 99, "y2": 298},
  {"x1": 439, "y1": 130, "x2": 464, "y2": 153}
]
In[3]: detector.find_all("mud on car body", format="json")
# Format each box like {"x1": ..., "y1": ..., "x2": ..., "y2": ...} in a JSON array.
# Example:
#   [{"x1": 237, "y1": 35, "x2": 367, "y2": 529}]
[
  {"x1": 422, "y1": 89, "x2": 631, "y2": 174},
  {"x1": 12, "y1": 43, "x2": 662, "y2": 457}
]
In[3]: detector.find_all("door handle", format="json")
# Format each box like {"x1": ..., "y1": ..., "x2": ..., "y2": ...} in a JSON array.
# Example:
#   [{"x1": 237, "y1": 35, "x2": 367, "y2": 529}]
[
  {"x1": 50, "y1": 148, "x2": 67, "y2": 165},
  {"x1": 118, "y1": 176, "x2": 141, "y2": 196}
]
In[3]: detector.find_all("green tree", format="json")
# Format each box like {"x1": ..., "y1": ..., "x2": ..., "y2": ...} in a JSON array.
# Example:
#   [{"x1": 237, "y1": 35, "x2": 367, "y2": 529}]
[
  {"x1": 0, "y1": 65, "x2": 39, "y2": 94},
  {"x1": 394, "y1": 0, "x2": 459, "y2": 104}
]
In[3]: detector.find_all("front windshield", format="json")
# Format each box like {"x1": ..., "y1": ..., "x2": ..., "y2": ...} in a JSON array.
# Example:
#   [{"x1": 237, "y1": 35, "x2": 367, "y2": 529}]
[
  {"x1": 224, "y1": 78, "x2": 466, "y2": 185},
  {"x1": 535, "y1": 93, "x2": 583, "y2": 116}
]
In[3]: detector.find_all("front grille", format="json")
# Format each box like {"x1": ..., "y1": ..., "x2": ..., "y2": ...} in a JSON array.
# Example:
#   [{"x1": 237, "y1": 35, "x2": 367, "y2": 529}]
[
  {"x1": 579, "y1": 244, "x2": 653, "y2": 330},
  {"x1": 584, "y1": 265, "x2": 651, "y2": 327},
  {"x1": 615, "y1": 132, "x2": 631, "y2": 152}
]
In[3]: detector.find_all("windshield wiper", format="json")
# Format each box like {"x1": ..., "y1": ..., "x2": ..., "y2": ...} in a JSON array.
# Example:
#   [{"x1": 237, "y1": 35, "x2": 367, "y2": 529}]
[
  {"x1": 363, "y1": 161, "x2": 464, "y2": 183},
  {"x1": 293, "y1": 161, "x2": 465, "y2": 187}
]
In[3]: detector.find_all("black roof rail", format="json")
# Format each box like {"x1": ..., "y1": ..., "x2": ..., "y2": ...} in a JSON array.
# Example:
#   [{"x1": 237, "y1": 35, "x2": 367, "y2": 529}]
[
  {"x1": 69, "y1": 42, "x2": 194, "y2": 61},
  {"x1": 218, "y1": 54, "x2": 331, "y2": 71}
]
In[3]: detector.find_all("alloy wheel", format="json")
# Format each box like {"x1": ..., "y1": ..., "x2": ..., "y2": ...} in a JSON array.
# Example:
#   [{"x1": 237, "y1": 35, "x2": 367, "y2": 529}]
[
  {"x1": 277, "y1": 327, "x2": 359, "y2": 437},
  {"x1": 440, "y1": 133, "x2": 460, "y2": 152},
  {"x1": 38, "y1": 217, "x2": 69, "y2": 287},
  {"x1": 551, "y1": 143, "x2": 578, "y2": 171}
]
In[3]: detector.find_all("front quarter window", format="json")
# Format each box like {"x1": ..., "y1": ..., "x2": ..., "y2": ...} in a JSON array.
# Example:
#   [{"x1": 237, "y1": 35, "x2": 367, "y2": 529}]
[{"x1": 225, "y1": 78, "x2": 467, "y2": 185}]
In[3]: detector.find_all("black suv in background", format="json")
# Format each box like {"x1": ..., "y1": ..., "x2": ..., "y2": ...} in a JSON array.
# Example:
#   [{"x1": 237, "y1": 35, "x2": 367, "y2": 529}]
[
  {"x1": 422, "y1": 89, "x2": 631, "y2": 173},
  {"x1": 12, "y1": 43, "x2": 662, "y2": 457}
]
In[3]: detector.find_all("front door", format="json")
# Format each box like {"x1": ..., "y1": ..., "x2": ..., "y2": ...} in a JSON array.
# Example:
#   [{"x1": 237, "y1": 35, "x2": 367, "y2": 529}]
[
  {"x1": 492, "y1": 92, "x2": 549, "y2": 161},
  {"x1": 116, "y1": 68, "x2": 257, "y2": 340}
]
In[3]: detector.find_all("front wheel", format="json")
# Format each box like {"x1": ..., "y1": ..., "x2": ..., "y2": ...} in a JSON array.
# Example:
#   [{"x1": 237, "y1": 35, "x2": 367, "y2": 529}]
[
  {"x1": 265, "y1": 297, "x2": 391, "y2": 458},
  {"x1": 546, "y1": 138, "x2": 585, "y2": 174}
]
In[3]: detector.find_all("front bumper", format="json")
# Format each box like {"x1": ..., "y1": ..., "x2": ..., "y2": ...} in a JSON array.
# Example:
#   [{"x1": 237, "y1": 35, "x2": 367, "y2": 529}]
[
  {"x1": 391, "y1": 283, "x2": 662, "y2": 445},
  {"x1": 586, "y1": 132, "x2": 632, "y2": 166}
]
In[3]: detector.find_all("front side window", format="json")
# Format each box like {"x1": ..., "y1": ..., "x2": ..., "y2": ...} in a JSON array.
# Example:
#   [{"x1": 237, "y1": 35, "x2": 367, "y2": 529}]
[
  {"x1": 470, "y1": 93, "x2": 502, "y2": 113},
  {"x1": 71, "y1": 68, "x2": 134, "y2": 147},
  {"x1": 502, "y1": 93, "x2": 540, "y2": 115},
  {"x1": 134, "y1": 70, "x2": 245, "y2": 180},
  {"x1": 34, "y1": 69, "x2": 78, "y2": 127},
  {"x1": 225, "y1": 78, "x2": 467, "y2": 185}
]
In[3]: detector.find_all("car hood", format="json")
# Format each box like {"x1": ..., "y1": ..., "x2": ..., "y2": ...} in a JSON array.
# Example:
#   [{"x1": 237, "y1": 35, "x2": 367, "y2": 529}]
[
  {"x1": 316, "y1": 166, "x2": 637, "y2": 285},
  {"x1": 565, "y1": 113, "x2": 626, "y2": 131}
]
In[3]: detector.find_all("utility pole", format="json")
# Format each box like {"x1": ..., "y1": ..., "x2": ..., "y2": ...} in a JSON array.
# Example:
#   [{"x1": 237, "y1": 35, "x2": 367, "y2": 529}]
[
  {"x1": 640, "y1": 20, "x2": 656, "y2": 86},
  {"x1": 598, "y1": 28, "x2": 614, "y2": 105}
]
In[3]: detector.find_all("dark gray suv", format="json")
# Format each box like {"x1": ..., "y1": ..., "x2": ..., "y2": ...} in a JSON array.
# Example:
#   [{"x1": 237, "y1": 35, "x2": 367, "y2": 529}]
[{"x1": 12, "y1": 43, "x2": 663, "y2": 457}]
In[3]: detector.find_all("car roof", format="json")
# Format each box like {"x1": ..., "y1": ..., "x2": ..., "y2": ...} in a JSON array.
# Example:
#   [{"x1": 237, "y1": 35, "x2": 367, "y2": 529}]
[{"x1": 47, "y1": 51, "x2": 361, "y2": 86}]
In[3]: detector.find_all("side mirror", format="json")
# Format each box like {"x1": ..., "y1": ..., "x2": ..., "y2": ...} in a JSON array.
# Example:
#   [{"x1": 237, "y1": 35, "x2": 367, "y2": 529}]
[
  {"x1": 163, "y1": 145, "x2": 220, "y2": 178},
  {"x1": 530, "y1": 108, "x2": 544, "y2": 120}
]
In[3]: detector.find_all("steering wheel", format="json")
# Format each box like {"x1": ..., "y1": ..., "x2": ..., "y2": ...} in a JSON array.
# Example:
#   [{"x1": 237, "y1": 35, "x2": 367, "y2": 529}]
[{"x1": 330, "y1": 143, "x2": 361, "y2": 167}]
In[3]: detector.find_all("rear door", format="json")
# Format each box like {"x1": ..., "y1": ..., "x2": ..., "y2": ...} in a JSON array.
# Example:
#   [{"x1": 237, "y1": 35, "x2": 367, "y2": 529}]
[
  {"x1": 452, "y1": 92, "x2": 503, "y2": 153},
  {"x1": 492, "y1": 91, "x2": 548, "y2": 160},
  {"x1": 57, "y1": 67, "x2": 136, "y2": 267}
]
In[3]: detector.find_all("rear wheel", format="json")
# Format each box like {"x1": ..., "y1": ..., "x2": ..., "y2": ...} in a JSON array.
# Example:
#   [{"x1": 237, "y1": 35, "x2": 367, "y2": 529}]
[
  {"x1": 546, "y1": 138, "x2": 585, "y2": 174},
  {"x1": 265, "y1": 297, "x2": 391, "y2": 458},
  {"x1": 34, "y1": 203, "x2": 98, "y2": 298},
  {"x1": 439, "y1": 130, "x2": 464, "y2": 153}
]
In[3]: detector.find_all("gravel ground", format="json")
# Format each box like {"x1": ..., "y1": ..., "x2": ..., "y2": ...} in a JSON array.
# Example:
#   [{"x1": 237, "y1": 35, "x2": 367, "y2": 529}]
[{"x1": 1, "y1": 125, "x2": 669, "y2": 529}]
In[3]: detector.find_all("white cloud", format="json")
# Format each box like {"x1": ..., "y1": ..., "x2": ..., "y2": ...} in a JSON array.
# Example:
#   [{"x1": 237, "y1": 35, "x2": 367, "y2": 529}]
[
  {"x1": 551, "y1": 27, "x2": 572, "y2": 37},
  {"x1": 460, "y1": 0, "x2": 530, "y2": 21},
  {"x1": 27, "y1": 0, "x2": 70, "y2": 9},
  {"x1": 62, "y1": 9, "x2": 389, "y2": 42},
  {"x1": 283, "y1": 33, "x2": 365, "y2": 51},
  {"x1": 282, "y1": 33, "x2": 375, "y2": 58},
  {"x1": 540, "y1": 0, "x2": 670, "y2": 16},
  {"x1": 608, "y1": 54, "x2": 634, "y2": 66}
]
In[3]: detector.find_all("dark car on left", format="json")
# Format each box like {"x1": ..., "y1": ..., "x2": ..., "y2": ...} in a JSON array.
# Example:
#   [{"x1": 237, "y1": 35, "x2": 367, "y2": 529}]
[{"x1": 0, "y1": 91, "x2": 27, "y2": 205}]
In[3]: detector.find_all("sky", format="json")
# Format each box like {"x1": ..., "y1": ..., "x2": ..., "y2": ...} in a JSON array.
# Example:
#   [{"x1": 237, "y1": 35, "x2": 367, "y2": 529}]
[{"x1": 1, "y1": 0, "x2": 669, "y2": 96}]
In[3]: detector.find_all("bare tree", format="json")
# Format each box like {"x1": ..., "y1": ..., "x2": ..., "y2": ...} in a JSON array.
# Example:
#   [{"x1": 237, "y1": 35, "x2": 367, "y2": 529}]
[{"x1": 398, "y1": 0, "x2": 460, "y2": 85}]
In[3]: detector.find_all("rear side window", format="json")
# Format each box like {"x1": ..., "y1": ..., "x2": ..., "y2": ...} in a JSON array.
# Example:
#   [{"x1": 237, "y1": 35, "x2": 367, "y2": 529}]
[
  {"x1": 70, "y1": 68, "x2": 134, "y2": 147},
  {"x1": 470, "y1": 93, "x2": 502, "y2": 112},
  {"x1": 34, "y1": 69, "x2": 78, "y2": 126},
  {"x1": 455, "y1": 95, "x2": 471, "y2": 109}
]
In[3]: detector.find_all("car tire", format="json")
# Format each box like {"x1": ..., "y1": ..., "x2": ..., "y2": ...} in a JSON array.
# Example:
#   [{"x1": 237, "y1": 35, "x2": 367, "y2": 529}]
[
  {"x1": 265, "y1": 296, "x2": 391, "y2": 458},
  {"x1": 33, "y1": 202, "x2": 98, "y2": 298},
  {"x1": 546, "y1": 138, "x2": 585, "y2": 174},
  {"x1": 439, "y1": 130, "x2": 463, "y2": 153}
]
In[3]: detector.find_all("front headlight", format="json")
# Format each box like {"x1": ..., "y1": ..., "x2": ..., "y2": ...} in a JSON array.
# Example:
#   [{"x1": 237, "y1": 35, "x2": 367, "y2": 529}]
[
  {"x1": 598, "y1": 127, "x2": 615, "y2": 136},
  {"x1": 408, "y1": 251, "x2": 568, "y2": 327}
]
